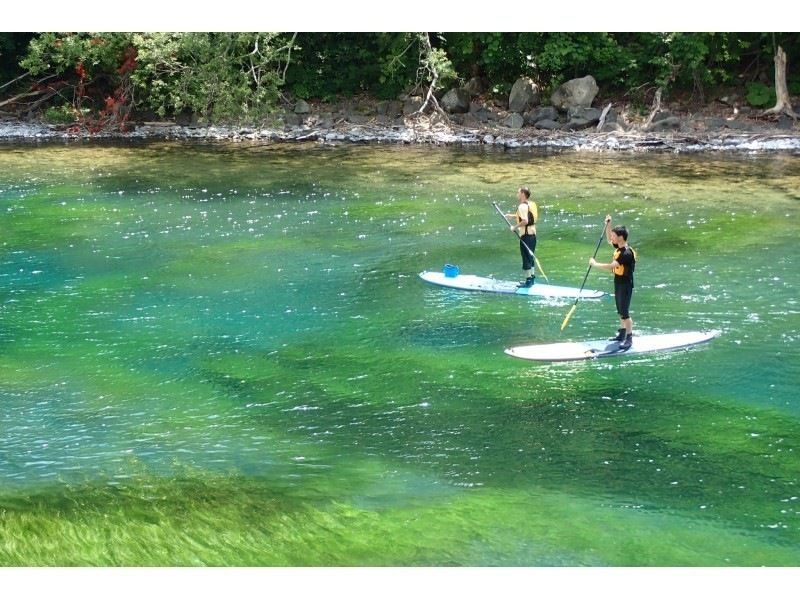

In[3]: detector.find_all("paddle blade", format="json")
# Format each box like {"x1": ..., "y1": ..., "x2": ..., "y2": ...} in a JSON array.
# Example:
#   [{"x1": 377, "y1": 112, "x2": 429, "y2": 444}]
[{"x1": 560, "y1": 304, "x2": 577, "y2": 331}]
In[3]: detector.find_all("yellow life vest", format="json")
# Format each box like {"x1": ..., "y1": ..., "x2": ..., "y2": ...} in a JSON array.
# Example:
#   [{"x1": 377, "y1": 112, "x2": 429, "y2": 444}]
[{"x1": 613, "y1": 246, "x2": 636, "y2": 276}]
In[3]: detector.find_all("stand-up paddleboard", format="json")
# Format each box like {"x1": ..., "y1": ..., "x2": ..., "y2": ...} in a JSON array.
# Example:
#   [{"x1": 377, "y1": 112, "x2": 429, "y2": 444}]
[
  {"x1": 505, "y1": 330, "x2": 721, "y2": 362},
  {"x1": 419, "y1": 270, "x2": 605, "y2": 299}
]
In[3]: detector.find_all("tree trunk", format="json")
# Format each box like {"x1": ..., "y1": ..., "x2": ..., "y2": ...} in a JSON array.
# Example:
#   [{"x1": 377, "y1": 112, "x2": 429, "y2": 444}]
[
  {"x1": 413, "y1": 33, "x2": 447, "y2": 119},
  {"x1": 763, "y1": 46, "x2": 798, "y2": 119}
]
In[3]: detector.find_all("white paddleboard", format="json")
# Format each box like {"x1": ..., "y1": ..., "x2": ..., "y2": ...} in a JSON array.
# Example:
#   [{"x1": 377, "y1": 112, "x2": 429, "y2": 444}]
[
  {"x1": 505, "y1": 330, "x2": 721, "y2": 362},
  {"x1": 419, "y1": 270, "x2": 605, "y2": 299}
]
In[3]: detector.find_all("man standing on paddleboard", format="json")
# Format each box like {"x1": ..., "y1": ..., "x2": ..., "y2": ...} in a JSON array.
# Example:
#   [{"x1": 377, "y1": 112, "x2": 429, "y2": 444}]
[
  {"x1": 506, "y1": 187, "x2": 538, "y2": 288},
  {"x1": 590, "y1": 216, "x2": 636, "y2": 350}
]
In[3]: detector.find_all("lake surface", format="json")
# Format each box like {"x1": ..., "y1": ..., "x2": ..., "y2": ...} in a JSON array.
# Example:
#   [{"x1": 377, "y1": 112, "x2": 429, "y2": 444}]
[{"x1": 0, "y1": 142, "x2": 798, "y2": 565}]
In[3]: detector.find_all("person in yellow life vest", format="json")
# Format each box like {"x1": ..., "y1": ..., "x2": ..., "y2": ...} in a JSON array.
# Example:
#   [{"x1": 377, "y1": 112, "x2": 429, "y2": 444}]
[
  {"x1": 505, "y1": 186, "x2": 539, "y2": 287},
  {"x1": 590, "y1": 215, "x2": 636, "y2": 350}
]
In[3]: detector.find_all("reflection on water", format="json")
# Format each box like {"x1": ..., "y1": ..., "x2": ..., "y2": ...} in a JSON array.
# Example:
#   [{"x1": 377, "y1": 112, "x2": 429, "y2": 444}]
[{"x1": 0, "y1": 143, "x2": 798, "y2": 565}]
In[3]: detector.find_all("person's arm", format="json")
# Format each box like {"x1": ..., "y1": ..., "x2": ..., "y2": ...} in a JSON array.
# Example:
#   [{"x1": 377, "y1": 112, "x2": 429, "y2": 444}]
[
  {"x1": 590, "y1": 257, "x2": 618, "y2": 271},
  {"x1": 604, "y1": 214, "x2": 613, "y2": 243},
  {"x1": 508, "y1": 205, "x2": 526, "y2": 232}
]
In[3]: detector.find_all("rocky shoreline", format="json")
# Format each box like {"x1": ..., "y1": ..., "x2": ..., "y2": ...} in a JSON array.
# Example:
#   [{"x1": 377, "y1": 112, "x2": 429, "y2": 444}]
[
  {"x1": 3, "y1": 74, "x2": 799, "y2": 152},
  {"x1": 2, "y1": 116, "x2": 799, "y2": 153}
]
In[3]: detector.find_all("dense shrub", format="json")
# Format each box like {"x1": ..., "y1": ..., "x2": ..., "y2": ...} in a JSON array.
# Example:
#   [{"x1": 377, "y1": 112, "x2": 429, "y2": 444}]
[{"x1": 4, "y1": 32, "x2": 798, "y2": 122}]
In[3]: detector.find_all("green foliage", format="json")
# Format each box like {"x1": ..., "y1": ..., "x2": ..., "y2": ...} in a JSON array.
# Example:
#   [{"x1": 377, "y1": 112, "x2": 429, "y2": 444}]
[
  {"x1": 6, "y1": 32, "x2": 800, "y2": 122},
  {"x1": 20, "y1": 32, "x2": 133, "y2": 81},
  {"x1": 789, "y1": 75, "x2": 800, "y2": 96},
  {"x1": 284, "y1": 33, "x2": 416, "y2": 101},
  {"x1": 43, "y1": 104, "x2": 77, "y2": 124},
  {"x1": 130, "y1": 33, "x2": 288, "y2": 122},
  {"x1": 746, "y1": 81, "x2": 777, "y2": 107},
  {"x1": 16, "y1": 33, "x2": 293, "y2": 124},
  {"x1": 422, "y1": 34, "x2": 457, "y2": 90}
]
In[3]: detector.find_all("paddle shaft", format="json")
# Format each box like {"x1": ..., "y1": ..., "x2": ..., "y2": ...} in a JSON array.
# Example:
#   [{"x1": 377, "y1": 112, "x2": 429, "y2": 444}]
[
  {"x1": 492, "y1": 201, "x2": 548, "y2": 280},
  {"x1": 560, "y1": 219, "x2": 610, "y2": 331}
]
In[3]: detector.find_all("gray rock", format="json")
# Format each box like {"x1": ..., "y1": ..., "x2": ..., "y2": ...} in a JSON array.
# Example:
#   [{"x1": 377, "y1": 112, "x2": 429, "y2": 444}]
[
  {"x1": 564, "y1": 118, "x2": 593, "y2": 131},
  {"x1": 598, "y1": 120, "x2": 625, "y2": 133},
  {"x1": 284, "y1": 112, "x2": 303, "y2": 126},
  {"x1": 651, "y1": 110, "x2": 673, "y2": 123},
  {"x1": 464, "y1": 77, "x2": 487, "y2": 97},
  {"x1": 346, "y1": 114, "x2": 370, "y2": 125},
  {"x1": 403, "y1": 97, "x2": 423, "y2": 115},
  {"x1": 386, "y1": 100, "x2": 403, "y2": 118},
  {"x1": 567, "y1": 106, "x2": 603, "y2": 122},
  {"x1": 441, "y1": 88, "x2": 471, "y2": 114},
  {"x1": 726, "y1": 120, "x2": 749, "y2": 130},
  {"x1": 550, "y1": 75, "x2": 599, "y2": 110},
  {"x1": 778, "y1": 115, "x2": 795, "y2": 130},
  {"x1": 705, "y1": 117, "x2": 726, "y2": 130},
  {"x1": 486, "y1": 109, "x2": 503, "y2": 122},
  {"x1": 646, "y1": 116, "x2": 681, "y2": 132},
  {"x1": 462, "y1": 113, "x2": 483, "y2": 128},
  {"x1": 534, "y1": 119, "x2": 562, "y2": 130},
  {"x1": 503, "y1": 113, "x2": 525, "y2": 129},
  {"x1": 508, "y1": 77, "x2": 540, "y2": 113},
  {"x1": 294, "y1": 100, "x2": 311, "y2": 114},
  {"x1": 473, "y1": 108, "x2": 491, "y2": 123},
  {"x1": 525, "y1": 106, "x2": 559, "y2": 125}
]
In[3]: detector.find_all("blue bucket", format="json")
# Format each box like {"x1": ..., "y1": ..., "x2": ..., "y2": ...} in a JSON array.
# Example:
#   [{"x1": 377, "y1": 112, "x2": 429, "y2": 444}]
[{"x1": 443, "y1": 264, "x2": 460, "y2": 278}]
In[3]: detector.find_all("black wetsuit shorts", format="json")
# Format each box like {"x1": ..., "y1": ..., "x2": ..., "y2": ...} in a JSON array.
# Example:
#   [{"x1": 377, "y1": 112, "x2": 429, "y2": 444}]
[
  {"x1": 614, "y1": 280, "x2": 633, "y2": 320},
  {"x1": 520, "y1": 234, "x2": 536, "y2": 271}
]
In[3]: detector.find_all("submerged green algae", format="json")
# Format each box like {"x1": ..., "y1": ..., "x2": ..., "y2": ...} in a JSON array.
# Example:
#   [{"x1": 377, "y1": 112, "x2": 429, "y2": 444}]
[{"x1": 1, "y1": 143, "x2": 798, "y2": 565}]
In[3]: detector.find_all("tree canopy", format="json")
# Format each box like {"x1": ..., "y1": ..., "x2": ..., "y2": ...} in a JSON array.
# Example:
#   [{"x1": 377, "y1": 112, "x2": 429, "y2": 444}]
[{"x1": 1, "y1": 32, "x2": 798, "y2": 128}]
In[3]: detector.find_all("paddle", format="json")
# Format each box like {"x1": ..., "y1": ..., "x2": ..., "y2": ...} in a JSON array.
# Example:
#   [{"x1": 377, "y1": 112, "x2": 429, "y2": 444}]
[
  {"x1": 560, "y1": 218, "x2": 610, "y2": 331},
  {"x1": 492, "y1": 201, "x2": 548, "y2": 282}
]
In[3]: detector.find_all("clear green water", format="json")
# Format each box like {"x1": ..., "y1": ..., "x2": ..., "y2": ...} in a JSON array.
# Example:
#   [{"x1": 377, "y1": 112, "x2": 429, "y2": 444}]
[{"x1": 0, "y1": 142, "x2": 798, "y2": 566}]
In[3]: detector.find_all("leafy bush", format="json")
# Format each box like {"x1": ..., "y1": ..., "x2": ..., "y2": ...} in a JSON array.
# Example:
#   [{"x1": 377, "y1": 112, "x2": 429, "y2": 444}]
[
  {"x1": 18, "y1": 33, "x2": 294, "y2": 124},
  {"x1": 746, "y1": 81, "x2": 776, "y2": 107},
  {"x1": 43, "y1": 105, "x2": 77, "y2": 124},
  {"x1": 9, "y1": 32, "x2": 800, "y2": 123}
]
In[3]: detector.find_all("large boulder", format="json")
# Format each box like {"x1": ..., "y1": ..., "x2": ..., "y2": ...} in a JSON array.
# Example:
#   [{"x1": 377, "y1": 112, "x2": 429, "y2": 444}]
[
  {"x1": 294, "y1": 99, "x2": 311, "y2": 114},
  {"x1": 567, "y1": 106, "x2": 603, "y2": 122},
  {"x1": 508, "y1": 77, "x2": 540, "y2": 113},
  {"x1": 441, "y1": 88, "x2": 471, "y2": 113},
  {"x1": 525, "y1": 106, "x2": 559, "y2": 125},
  {"x1": 564, "y1": 106, "x2": 603, "y2": 130},
  {"x1": 550, "y1": 75, "x2": 599, "y2": 110}
]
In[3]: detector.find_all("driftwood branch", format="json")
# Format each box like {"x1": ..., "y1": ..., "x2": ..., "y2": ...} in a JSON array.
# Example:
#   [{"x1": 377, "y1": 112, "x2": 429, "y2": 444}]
[
  {"x1": 596, "y1": 102, "x2": 612, "y2": 132},
  {"x1": 0, "y1": 72, "x2": 30, "y2": 93},
  {"x1": 25, "y1": 88, "x2": 63, "y2": 118},
  {"x1": 0, "y1": 75, "x2": 63, "y2": 110},
  {"x1": 0, "y1": 89, "x2": 45, "y2": 109},
  {"x1": 644, "y1": 88, "x2": 663, "y2": 128}
]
